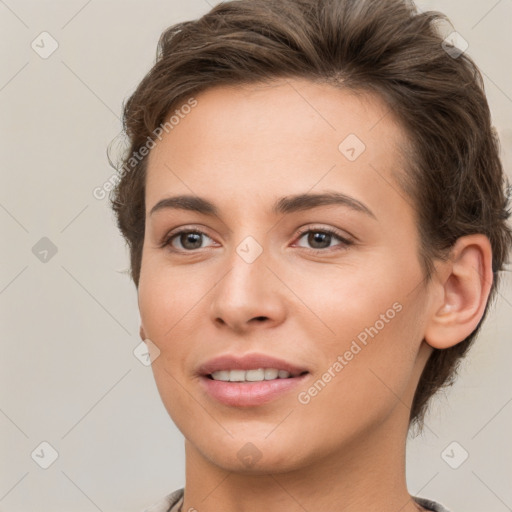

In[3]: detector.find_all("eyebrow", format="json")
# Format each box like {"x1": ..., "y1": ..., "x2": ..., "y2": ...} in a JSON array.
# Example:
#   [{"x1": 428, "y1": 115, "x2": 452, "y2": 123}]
[{"x1": 149, "y1": 191, "x2": 376, "y2": 219}]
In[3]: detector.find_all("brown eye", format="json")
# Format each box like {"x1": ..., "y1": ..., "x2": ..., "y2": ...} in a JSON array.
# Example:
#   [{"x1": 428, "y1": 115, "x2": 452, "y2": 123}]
[
  {"x1": 305, "y1": 231, "x2": 332, "y2": 249},
  {"x1": 295, "y1": 228, "x2": 353, "y2": 252},
  {"x1": 164, "y1": 230, "x2": 215, "y2": 251}
]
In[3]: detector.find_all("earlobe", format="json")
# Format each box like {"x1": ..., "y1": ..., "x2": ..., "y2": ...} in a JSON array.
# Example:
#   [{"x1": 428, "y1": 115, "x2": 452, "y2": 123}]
[{"x1": 424, "y1": 234, "x2": 493, "y2": 350}]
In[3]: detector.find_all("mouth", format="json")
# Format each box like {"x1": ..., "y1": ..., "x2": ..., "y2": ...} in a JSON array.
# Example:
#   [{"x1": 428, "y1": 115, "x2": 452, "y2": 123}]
[
  {"x1": 207, "y1": 368, "x2": 309, "y2": 382},
  {"x1": 197, "y1": 353, "x2": 310, "y2": 407}
]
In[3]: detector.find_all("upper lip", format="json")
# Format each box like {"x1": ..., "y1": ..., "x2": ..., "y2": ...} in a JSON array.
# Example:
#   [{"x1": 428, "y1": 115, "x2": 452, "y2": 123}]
[{"x1": 197, "y1": 353, "x2": 309, "y2": 377}]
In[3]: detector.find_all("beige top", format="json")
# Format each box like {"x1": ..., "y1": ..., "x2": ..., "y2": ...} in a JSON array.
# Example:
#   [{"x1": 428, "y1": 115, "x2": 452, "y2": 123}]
[{"x1": 142, "y1": 488, "x2": 452, "y2": 512}]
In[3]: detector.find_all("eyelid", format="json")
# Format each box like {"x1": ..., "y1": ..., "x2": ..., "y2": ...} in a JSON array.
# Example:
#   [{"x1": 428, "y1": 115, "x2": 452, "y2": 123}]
[
  {"x1": 294, "y1": 224, "x2": 354, "y2": 242},
  {"x1": 159, "y1": 225, "x2": 217, "y2": 250},
  {"x1": 160, "y1": 224, "x2": 355, "y2": 252},
  {"x1": 292, "y1": 225, "x2": 354, "y2": 251}
]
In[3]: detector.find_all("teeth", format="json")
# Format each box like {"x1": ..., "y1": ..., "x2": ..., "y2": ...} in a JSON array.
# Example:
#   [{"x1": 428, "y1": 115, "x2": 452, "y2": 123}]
[
  {"x1": 264, "y1": 368, "x2": 279, "y2": 380},
  {"x1": 210, "y1": 368, "x2": 292, "y2": 382},
  {"x1": 229, "y1": 369, "x2": 246, "y2": 382}
]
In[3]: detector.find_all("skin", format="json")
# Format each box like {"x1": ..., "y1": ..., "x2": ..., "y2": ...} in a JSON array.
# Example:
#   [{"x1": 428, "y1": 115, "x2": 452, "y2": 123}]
[{"x1": 138, "y1": 78, "x2": 493, "y2": 512}]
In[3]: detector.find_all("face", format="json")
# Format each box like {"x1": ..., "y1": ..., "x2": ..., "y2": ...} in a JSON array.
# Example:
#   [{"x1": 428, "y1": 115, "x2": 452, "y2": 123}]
[{"x1": 138, "y1": 78, "x2": 434, "y2": 473}]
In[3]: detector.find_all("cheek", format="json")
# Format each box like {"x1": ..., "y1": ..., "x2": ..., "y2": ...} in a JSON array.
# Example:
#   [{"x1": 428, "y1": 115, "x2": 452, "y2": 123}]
[
  {"x1": 293, "y1": 306, "x2": 423, "y2": 454},
  {"x1": 291, "y1": 257, "x2": 426, "y2": 405},
  {"x1": 138, "y1": 259, "x2": 203, "y2": 431},
  {"x1": 137, "y1": 256, "x2": 212, "y2": 408},
  {"x1": 138, "y1": 254, "x2": 200, "y2": 342},
  {"x1": 287, "y1": 252, "x2": 419, "y2": 343}
]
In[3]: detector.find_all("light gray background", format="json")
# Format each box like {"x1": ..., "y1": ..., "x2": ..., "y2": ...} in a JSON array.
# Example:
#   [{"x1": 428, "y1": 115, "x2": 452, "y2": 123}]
[{"x1": 1, "y1": 1, "x2": 511, "y2": 511}]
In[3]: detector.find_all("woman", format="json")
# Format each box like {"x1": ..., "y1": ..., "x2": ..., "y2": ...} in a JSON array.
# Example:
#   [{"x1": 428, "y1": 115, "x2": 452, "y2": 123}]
[{"x1": 109, "y1": 0, "x2": 512, "y2": 510}]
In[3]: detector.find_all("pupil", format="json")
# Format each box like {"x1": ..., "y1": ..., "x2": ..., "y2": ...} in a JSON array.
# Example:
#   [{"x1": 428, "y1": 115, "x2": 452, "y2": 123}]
[
  {"x1": 182, "y1": 232, "x2": 202, "y2": 249},
  {"x1": 309, "y1": 232, "x2": 330, "y2": 249}
]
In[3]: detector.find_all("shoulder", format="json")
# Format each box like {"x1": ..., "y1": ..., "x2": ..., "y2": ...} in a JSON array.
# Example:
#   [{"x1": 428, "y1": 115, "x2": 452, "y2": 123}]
[
  {"x1": 140, "y1": 488, "x2": 184, "y2": 512},
  {"x1": 413, "y1": 495, "x2": 452, "y2": 512},
  {"x1": 142, "y1": 490, "x2": 451, "y2": 512}
]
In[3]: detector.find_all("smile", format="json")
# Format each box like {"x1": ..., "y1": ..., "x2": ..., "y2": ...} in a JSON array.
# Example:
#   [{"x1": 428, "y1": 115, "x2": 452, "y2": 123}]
[
  {"x1": 209, "y1": 368, "x2": 306, "y2": 382},
  {"x1": 201, "y1": 372, "x2": 310, "y2": 406}
]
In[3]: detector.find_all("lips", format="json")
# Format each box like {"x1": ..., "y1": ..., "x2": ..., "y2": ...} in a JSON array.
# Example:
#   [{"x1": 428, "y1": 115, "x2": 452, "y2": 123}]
[
  {"x1": 197, "y1": 353, "x2": 310, "y2": 407},
  {"x1": 197, "y1": 353, "x2": 309, "y2": 377}
]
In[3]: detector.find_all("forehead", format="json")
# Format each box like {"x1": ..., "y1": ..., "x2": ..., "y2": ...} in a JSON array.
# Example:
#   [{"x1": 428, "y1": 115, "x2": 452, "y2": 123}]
[{"x1": 145, "y1": 78, "x2": 411, "y2": 217}]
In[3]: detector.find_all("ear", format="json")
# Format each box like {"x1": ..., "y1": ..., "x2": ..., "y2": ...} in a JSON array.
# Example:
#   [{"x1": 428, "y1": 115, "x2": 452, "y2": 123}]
[
  {"x1": 424, "y1": 234, "x2": 493, "y2": 349},
  {"x1": 139, "y1": 324, "x2": 147, "y2": 341}
]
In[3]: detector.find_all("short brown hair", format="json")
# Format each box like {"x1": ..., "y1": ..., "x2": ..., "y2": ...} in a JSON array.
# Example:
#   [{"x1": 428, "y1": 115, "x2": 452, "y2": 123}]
[{"x1": 109, "y1": 0, "x2": 512, "y2": 428}]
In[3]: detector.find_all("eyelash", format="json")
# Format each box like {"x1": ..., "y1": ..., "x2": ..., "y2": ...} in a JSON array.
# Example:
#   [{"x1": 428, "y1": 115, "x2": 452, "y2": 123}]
[
  {"x1": 294, "y1": 227, "x2": 353, "y2": 253},
  {"x1": 159, "y1": 226, "x2": 353, "y2": 254}
]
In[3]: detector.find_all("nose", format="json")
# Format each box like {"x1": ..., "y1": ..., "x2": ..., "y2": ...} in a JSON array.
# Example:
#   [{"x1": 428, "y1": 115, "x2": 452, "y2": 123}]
[{"x1": 209, "y1": 242, "x2": 287, "y2": 333}]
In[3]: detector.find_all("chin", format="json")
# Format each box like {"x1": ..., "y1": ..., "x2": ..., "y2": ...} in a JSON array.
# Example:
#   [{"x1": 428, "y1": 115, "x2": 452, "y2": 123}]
[{"x1": 198, "y1": 436, "x2": 308, "y2": 474}]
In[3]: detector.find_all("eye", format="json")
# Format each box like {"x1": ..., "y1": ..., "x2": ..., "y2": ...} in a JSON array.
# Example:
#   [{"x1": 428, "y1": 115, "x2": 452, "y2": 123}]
[
  {"x1": 294, "y1": 227, "x2": 353, "y2": 252},
  {"x1": 160, "y1": 226, "x2": 353, "y2": 253},
  {"x1": 161, "y1": 229, "x2": 216, "y2": 251}
]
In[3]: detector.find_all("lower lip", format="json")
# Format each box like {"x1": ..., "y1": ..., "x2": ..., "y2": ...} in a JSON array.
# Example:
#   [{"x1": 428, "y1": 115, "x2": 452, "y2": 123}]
[{"x1": 200, "y1": 374, "x2": 309, "y2": 407}]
